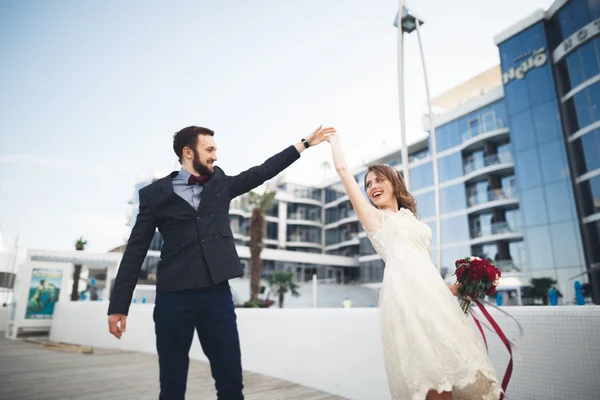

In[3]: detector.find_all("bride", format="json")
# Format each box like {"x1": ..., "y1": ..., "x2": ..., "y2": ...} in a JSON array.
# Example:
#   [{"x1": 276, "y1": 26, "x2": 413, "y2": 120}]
[{"x1": 326, "y1": 132, "x2": 501, "y2": 400}]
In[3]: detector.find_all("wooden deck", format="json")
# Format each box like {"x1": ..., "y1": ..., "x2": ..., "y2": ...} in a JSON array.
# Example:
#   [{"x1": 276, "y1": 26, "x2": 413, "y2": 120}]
[{"x1": 0, "y1": 333, "x2": 345, "y2": 400}]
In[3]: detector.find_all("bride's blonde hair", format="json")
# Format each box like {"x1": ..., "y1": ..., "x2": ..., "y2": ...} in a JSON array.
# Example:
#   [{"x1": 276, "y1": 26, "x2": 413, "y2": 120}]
[{"x1": 364, "y1": 163, "x2": 417, "y2": 215}]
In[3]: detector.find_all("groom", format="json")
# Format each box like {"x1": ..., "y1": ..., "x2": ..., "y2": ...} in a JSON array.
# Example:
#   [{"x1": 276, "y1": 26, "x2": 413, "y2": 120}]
[{"x1": 107, "y1": 125, "x2": 334, "y2": 400}]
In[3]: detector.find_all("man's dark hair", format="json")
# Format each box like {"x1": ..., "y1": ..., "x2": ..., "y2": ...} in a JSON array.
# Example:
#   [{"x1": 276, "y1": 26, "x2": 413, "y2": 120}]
[{"x1": 173, "y1": 126, "x2": 214, "y2": 163}]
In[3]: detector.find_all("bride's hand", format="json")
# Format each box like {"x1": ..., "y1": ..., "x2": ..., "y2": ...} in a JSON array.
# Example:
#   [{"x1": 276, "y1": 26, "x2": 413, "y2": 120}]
[
  {"x1": 306, "y1": 125, "x2": 336, "y2": 146},
  {"x1": 326, "y1": 131, "x2": 338, "y2": 143},
  {"x1": 448, "y1": 283, "x2": 462, "y2": 297}
]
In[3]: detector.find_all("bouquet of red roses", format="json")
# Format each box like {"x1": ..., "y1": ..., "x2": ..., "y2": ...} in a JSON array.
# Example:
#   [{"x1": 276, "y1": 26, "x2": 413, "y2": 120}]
[{"x1": 454, "y1": 257, "x2": 501, "y2": 315}]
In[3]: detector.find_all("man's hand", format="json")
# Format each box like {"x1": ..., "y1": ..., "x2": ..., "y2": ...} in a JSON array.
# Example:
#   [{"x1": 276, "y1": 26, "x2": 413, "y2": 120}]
[
  {"x1": 448, "y1": 283, "x2": 462, "y2": 297},
  {"x1": 306, "y1": 125, "x2": 336, "y2": 146},
  {"x1": 108, "y1": 313, "x2": 127, "y2": 339}
]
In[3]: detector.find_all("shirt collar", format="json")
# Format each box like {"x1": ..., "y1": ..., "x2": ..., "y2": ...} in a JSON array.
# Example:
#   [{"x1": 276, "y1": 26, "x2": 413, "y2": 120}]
[{"x1": 178, "y1": 168, "x2": 193, "y2": 185}]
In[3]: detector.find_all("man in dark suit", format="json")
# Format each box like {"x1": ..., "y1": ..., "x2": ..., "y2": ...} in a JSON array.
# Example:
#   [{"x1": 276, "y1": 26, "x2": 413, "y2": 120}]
[{"x1": 107, "y1": 125, "x2": 334, "y2": 400}]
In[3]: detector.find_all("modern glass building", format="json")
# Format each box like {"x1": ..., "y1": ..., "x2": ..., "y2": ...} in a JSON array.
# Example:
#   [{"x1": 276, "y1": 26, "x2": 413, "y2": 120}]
[
  {"x1": 124, "y1": 0, "x2": 598, "y2": 302},
  {"x1": 492, "y1": 0, "x2": 600, "y2": 302}
]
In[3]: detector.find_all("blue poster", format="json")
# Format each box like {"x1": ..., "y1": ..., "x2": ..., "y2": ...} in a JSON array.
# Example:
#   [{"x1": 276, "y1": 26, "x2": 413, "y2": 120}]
[{"x1": 25, "y1": 268, "x2": 62, "y2": 319}]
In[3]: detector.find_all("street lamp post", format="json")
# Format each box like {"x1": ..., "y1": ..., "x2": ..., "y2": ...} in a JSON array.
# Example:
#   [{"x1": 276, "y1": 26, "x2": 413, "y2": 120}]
[
  {"x1": 395, "y1": 0, "x2": 409, "y2": 190},
  {"x1": 394, "y1": 7, "x2": 442, "y2": 273},
  {"x1": 415, "y1": 20, "x2": 442, "y2": 274}
]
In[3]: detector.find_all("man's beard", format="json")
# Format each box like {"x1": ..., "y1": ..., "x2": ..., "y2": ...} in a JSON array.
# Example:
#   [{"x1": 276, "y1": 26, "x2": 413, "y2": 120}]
[{"x1": 192, "y1": 150, "x2": 213, "y2": 176}]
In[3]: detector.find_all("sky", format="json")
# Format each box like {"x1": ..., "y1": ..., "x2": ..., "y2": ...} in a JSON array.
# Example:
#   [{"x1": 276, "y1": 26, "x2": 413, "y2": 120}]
[{"x1": 0, "y1": 0, "x2": 555, "y2": 259}]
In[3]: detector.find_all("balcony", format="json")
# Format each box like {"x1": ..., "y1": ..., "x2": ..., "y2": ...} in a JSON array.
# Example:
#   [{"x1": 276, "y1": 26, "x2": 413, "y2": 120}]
[
  {"x1": 278, "y1": 183, "x2": 322, "y2": 205},
  {"x1": 467, "y1": 188, "x2": 519, "y2": 215},
  {"x1": 325, "y1": 209, "x2": 358, "y2": 229},
  {"x1": 286, "y1": 234, "x2": 322, "y2": 249},
  {"x1": 463, "y1": 151, "x2": 514, "y2": 183},
  {"x1": 469, "y1": 221, "x2": 523, "y2": 245},
  {"x1": 460, "y1": 120, "x2": 510, "y2": 153},
  {"x1": 230, "y1": 198, "x2": 253, "y2": 216},
  {"x1": 287, "y1": 212, "x2": 322, "y2": 227},
  {"x1": 324, "y1": 194, "x2": 350, "y2": 209},
  {"x1": 325, "y1": 232, "x2": 360, "y2": 251}
]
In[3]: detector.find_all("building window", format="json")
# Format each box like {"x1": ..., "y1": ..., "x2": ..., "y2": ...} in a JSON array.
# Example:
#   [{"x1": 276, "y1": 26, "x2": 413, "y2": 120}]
[
  {"x1": 409, "y1": 162, "x2": 434, "y2": 191},
  {"x1": 360, "y1": 259, "x2": 384, "y2": 283},
  {"x1": 414, "y1": 191, "x2": 435, "y2": 219},
  {"x1": 579, "y1": 174, "x2": 600, "y2": 216}
]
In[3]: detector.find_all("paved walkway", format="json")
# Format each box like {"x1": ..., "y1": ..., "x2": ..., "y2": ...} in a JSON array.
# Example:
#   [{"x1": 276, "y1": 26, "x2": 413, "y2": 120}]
[{"x1": 0, "y1": 333, "x2": 344, "y2": 400}]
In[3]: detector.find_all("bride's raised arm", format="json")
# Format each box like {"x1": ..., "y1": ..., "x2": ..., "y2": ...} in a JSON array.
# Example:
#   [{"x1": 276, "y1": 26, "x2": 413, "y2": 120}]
[{"x1": 327, "y1": 134, "x2": 382, "y2": 232}]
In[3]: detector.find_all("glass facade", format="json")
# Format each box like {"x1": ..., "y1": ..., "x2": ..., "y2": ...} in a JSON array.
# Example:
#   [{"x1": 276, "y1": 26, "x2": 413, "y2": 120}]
[
  {"x1": 548, "y1": 0, "x2": 600, "y2": 273},
  {"x1": 498, "y1": 19, "x2": 586, "y2": 282}
]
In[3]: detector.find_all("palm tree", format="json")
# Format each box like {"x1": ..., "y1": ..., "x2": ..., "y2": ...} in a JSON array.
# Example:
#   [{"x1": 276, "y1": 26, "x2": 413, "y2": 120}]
[
  {"x1": 530, "y1": 277, "x2": 562, "y2": 305},
  {"x1": 70, "y1": 237, "x2": 87, "y2": 301},
  {"x1": 248, "y1": 189, "x2": 277, "y2": 300},
  {"x1": 268, "y1": 271, "x2": 301, "y2": 308}
]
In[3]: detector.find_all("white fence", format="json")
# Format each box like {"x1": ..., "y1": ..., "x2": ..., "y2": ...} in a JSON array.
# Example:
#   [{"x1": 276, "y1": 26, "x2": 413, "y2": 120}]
[{"x1": 49, "y1": 302, "x2": 600, "y2": 400}]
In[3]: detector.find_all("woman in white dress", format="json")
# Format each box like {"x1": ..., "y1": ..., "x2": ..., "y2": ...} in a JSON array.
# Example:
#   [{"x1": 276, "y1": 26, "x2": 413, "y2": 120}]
[{"x1": 327, "y1": 133, "x2": 501, "y2": 400}]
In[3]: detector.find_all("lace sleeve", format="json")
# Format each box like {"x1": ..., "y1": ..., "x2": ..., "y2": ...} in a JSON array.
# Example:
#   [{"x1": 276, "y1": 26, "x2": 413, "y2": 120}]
[{"x1": 364, "y1": 210, "x2": 387, "y2": 238}]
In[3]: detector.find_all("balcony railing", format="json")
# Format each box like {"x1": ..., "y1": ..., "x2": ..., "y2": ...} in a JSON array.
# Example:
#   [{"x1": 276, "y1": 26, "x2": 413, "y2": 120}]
[
  {"x1": 337, "y1": 209, "x2": 357, "y2": 220},
  {"x1": 288, "y1": 212, "x2": 321, "y2": 222},
  {"x1": 464, "y1": 151, "x2": 513, "y2": 175},
  {"x1": 461, "y1": 119, "x2": 506, "y2": 144},
  {"x1": 467, "y1": 187, "x2": 517, "y2": 207},
  {"x1": 230, "y1": 198, "x2": 253, "y2": 213},
  {"x1": 280, "y1": 183, "x2": 322, "y2": 201},
  {"x1": 325, "y1": 231, "x2": 359, "y2": 246},
  {"x1": 470, "y1": 222, "x2": 519, "y2": 239},
  {"x1": 341, "y1": 232, "x2": 359, "y2": 242},
  {"x1": 287, "y1": 235, "x2": 321, "y2": 244}
]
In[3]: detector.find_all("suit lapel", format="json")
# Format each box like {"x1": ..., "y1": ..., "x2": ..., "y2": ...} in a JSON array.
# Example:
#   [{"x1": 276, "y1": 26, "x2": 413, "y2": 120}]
[
  {"x1": 159, "y1": 172, "x2": 197, "y2": 213},
  {"x1": 197, "y1": 167, "x2": 223, "y2": 213}
]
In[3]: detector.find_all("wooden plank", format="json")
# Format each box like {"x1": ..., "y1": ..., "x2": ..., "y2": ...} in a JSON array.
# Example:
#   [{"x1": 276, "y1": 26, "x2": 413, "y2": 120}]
[{"x1": 0, "y1": 334, "x2": 346, "y2": 399}]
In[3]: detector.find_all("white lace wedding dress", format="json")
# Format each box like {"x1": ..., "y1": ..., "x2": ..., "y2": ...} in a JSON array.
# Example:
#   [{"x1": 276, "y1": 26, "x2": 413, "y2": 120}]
[{"x1": 367, "y1": 208, "x2": 502, "y2": 400}]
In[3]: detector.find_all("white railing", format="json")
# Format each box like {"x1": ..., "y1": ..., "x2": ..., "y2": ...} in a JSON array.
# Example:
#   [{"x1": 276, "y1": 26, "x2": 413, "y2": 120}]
[
  {"x1": 464, "y1": 151, "x2": 513, "y2": 175},
  {"x1": 461, "y1": 119, "x2": 506, "y2": 143},
  {"x1": 467, "y1": 187, "x2": 517, "y2": 207},
  {"x1": 470, "y1": 221, "x2": 519, "y2": 239}
]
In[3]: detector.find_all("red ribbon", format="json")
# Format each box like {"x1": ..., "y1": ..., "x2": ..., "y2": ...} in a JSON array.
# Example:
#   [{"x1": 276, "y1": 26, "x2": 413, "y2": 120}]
[
  {"x1": 474, "y1": 300, "x2": 512, "y2": 400},
  {"x1": 471, "y1": 312, "x2": 488, "y2": 352}
]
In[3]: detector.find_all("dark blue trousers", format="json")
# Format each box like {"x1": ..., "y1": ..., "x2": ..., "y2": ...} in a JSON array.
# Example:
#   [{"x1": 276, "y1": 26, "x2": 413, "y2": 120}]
[{"x1": 154, "y1": 283, "x2": 243, "y2": 400}]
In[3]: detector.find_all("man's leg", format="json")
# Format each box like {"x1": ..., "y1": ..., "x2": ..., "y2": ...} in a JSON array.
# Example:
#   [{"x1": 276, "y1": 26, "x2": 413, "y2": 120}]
[
  {"x1": 195, "y1": 284, "x2": 244, "y2": 400},
  {"x1": 154, "y1": 290, "x2": 196, "y2": 400}
]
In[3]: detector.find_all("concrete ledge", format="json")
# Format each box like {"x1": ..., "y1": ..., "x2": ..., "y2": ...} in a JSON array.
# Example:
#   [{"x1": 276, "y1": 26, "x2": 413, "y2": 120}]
[{"x1": 50, "y1": 302, "x2": 600, "y2": 400}]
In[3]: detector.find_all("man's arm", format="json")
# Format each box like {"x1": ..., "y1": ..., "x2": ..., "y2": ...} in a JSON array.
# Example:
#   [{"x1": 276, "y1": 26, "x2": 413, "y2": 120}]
[
  {"x1": 229, "y1": 126, "x2": 335, "y2": 198},
  {"x1": 107, "y1": 190, "x2": 156, "y2": 316}
]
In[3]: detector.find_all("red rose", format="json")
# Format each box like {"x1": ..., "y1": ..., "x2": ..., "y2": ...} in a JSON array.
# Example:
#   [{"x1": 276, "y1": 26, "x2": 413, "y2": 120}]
[
  {"x1": 456, "y1": 266, "x2": 467, "y2": 280},
  {"x1": 486, "y1": 286, "x2": 497, "y2": 296},
  {"x1": 468, "y1": 268, "x2": 482, "y2": 281},
  {"x1": 484, "y1": 265, "x2": 497, "y2": 281}
]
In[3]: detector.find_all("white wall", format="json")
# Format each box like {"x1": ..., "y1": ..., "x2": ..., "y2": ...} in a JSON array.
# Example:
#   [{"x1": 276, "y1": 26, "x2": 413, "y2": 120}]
[
  {"x1": 49, "y1": 303, "x2": 600, "y2": 400},
  {"x1": 0, "y1": 306, "x2": 9, "y2": 331}
]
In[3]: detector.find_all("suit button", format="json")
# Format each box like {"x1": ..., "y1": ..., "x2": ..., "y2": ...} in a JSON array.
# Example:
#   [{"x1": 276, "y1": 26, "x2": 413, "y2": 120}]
[
  {"x1": 196, "y1": 217, "x2": 200, "y2": 220},
  {"x1": 216, "y1": 193, "x2": 220, "y2": 197},
  {"x1": 201, "y1": 239, "x2": 205, "y2": 243},
  {"x1": 213, "y1": 236, "x2": 218, "y2": 239},
  {"x1": 209, "y1": 214, "x2": 213, "y2": 218}
]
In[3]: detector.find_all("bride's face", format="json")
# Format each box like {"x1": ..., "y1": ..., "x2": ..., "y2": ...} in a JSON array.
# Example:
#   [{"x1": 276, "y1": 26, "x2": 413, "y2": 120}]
[{"x1": 365, "y1": 171, "x2": 395, "y2": 209}]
